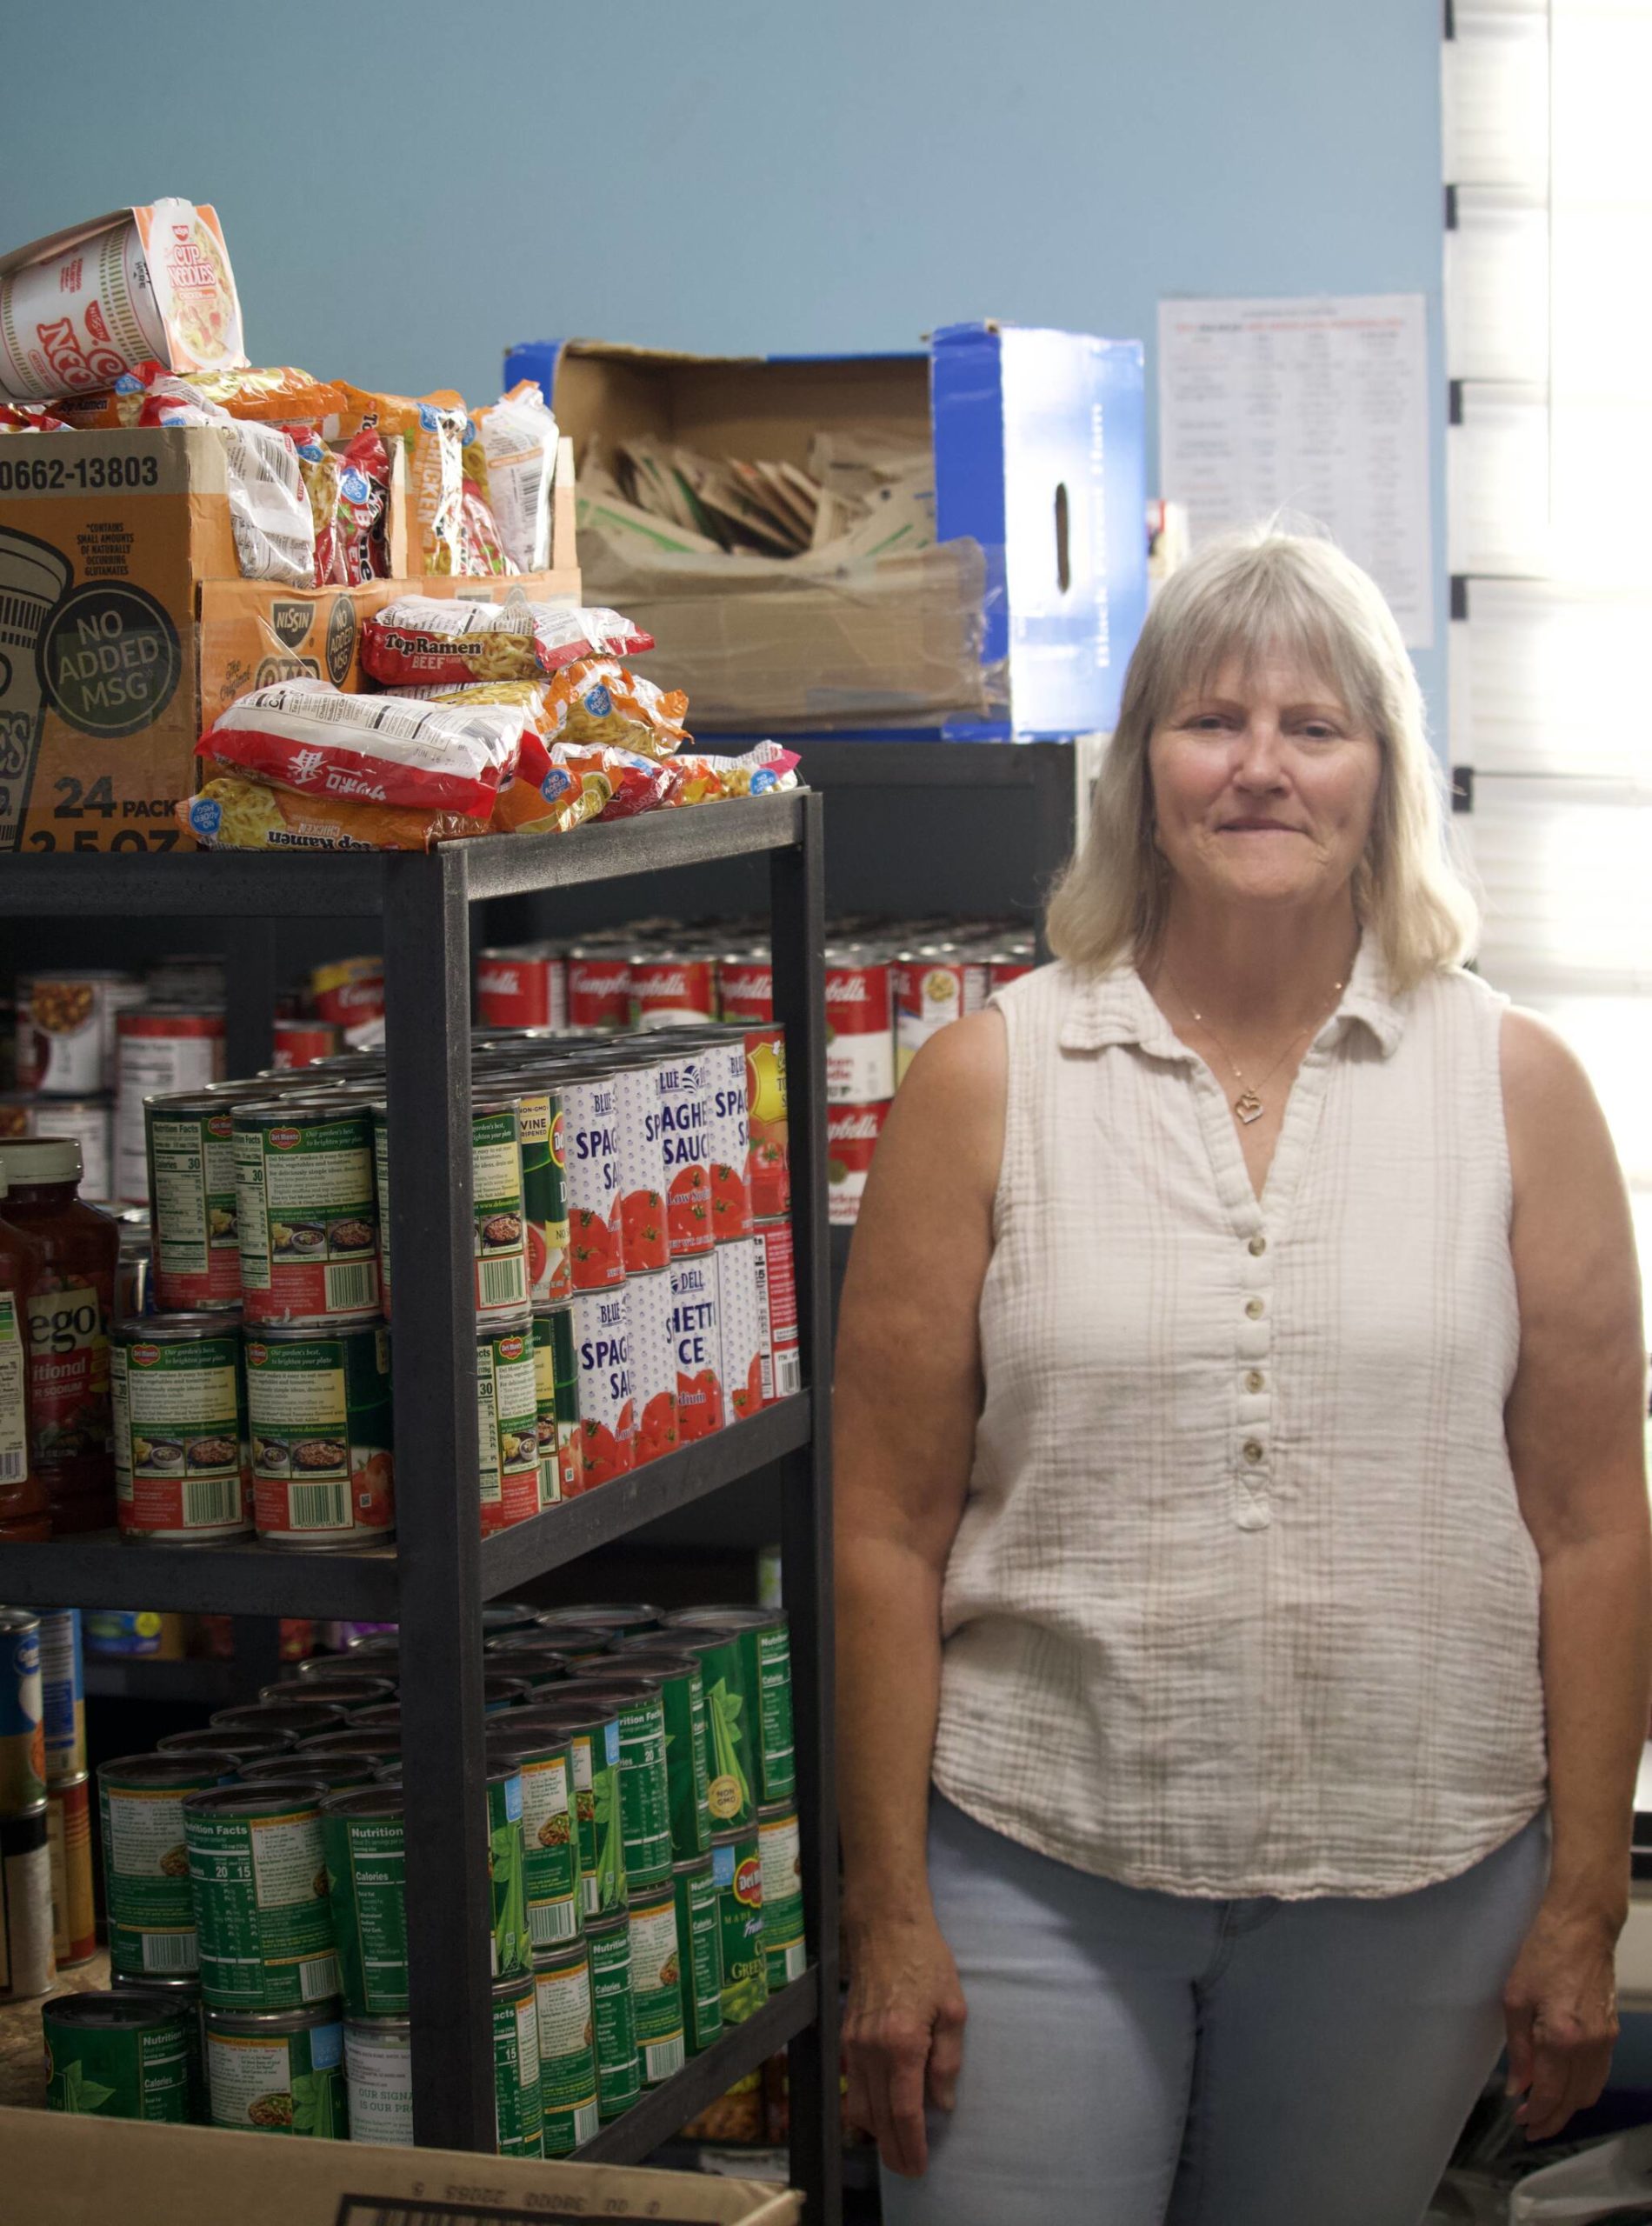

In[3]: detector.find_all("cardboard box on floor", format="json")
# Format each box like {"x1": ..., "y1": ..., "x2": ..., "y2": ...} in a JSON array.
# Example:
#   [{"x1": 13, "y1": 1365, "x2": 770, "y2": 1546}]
[
  {"x1": 0, "y1": 429, "x2": 580, "y2": 854},
  {"x1": 1, "y1": 2107, "x2": 802, "y2": 2225}
]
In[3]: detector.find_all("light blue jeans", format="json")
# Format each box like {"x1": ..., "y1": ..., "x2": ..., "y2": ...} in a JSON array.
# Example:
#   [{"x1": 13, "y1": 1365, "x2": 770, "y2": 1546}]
[{"x1": 880, "y1": 1794, "x2": 1550, "y2": 2226}]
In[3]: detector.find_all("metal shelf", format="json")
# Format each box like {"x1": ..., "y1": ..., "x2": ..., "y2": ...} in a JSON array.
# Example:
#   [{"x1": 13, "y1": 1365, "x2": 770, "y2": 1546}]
[{"x1": 81, "y1": 1657, "x2": 241, "y2": 1705}]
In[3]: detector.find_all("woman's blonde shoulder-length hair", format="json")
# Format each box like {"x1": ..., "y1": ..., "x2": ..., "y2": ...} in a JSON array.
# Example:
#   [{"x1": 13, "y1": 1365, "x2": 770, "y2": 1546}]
[{"x1": 1045, "y1": 526, "x2": 1478, "y2": 995}]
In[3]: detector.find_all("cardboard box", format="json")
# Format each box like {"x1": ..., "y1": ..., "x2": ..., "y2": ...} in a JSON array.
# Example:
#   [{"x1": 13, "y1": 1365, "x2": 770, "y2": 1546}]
[
  {"x1": 1, "y1": 2107, "x2": 802, "y2": 2224},
  {"x1": 0, "y1": 427, "x2": 580, "y2": 854},
  {"x1": 502, "y1": 326, "x2": 1148, "y2": 738}
]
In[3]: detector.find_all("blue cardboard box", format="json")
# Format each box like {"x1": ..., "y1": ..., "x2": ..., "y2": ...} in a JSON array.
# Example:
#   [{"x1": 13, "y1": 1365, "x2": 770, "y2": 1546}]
[{"x1": 502, "y1": 324, "x2": 1146, "y2": 738}]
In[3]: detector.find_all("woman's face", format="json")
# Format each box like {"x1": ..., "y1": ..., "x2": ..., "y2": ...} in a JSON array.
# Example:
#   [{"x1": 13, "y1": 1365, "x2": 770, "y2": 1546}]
[{"x1": 1147, "y1": 648, "x2": 1382, "y2": 919}]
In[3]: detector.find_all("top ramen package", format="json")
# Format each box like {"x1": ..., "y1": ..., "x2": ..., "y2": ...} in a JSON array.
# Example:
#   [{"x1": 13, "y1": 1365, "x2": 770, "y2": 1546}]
[{"x1": 360, "y1": 598, "x2": 654, "y2": 688}]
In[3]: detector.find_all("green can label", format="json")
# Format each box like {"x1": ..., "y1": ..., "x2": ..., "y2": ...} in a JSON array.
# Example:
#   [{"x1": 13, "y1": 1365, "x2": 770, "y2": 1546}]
[
  {"x1": 759, "y1": 1808, "x2": 806, "y2": 1989},
  {"x1": 588, "y1": 1922, "x2": 640, "y2": 2123},
  {"x1": 101, "y1": 1765, "x2": 228, "y2": 1977},
  {"x1": 117, "y1": 1330, "x2": 246, "y2": 1540},
  {"x1": 711, "y1": 1833, "x2": 767, "y2": 2025},
  {"x1": 534, "y1": 1951, "x2": 599, "y2": 2156},
  {"x1": 206, "y1": 2015, "x2": 347, "y2": 2136},
  {"x1": 752, "y1": 1624, "x2": 796, "y2": 1804},
  {"x1": 569, "y1": 1719, "x2": 626, "y2": 1918},
  {"x1": 476, "y1": 1323, "x2": 540, "y2": 1531},
  {"x1": 657, "y1": 1665, "x2": 711, "y2": 1863},
  {"x1": 235, "y1": 1109, "x2": 379, "y2": 1324},
  {"x1": 44, "y1": 2002, "x2": 190, "y2": 2121},
  {"x1": 146, "y1": 1102, "x2": 240, "y2": 1310},
  {"x1": 671, "y1": 1863, "x2": 724, "y2": 2057},
  {"x1": 699, "y1": 1636, "x2": 755, "y2": 1830},
  {"x1": 531, "y1": 1304, "x2": 582, "y2": 1507},
  {"x1": 489, "y1": 1769, "x2": 530, "y2": 1978},
  {"x1": 516, "y1": 1087, "x2": 571, "y2": 1309},
  {"x1": 516, "y1": 1744, "x2": 580, "y2": 1953},
  {"x1": 186, "y1": 1801, "x2": 339, "y2": 2009},
  {"x1": 472, "y1": 1105, "x2": 530, "y2": 1319},
  {"x1": 492, "y1": 1980, "x2": 543, "y2": 2158},
  {"x1": 245, "y1": 1324, "x2": 393, "y2": 1543},
  {"x1": 609, "y1": 1691, "x2": 672, "y2": 1885},
  {"x1": 322, "y1": 1806, "x2": 406, "y2": 2016},
  {"x1": 627, "y1": 1886, "x2": 685, "y2": 2087}
]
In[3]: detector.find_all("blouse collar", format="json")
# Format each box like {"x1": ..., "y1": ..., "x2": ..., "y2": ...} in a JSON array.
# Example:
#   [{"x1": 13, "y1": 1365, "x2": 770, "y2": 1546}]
[{"x1": 1056, "y1": 934, "x2": 1406, "y2": 1062}]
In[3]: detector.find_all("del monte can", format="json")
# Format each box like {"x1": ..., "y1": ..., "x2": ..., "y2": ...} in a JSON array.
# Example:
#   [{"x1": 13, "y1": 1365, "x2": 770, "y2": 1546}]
[{"x1": 233, "y1": 1101, "x2": 379, "y2": 1325}]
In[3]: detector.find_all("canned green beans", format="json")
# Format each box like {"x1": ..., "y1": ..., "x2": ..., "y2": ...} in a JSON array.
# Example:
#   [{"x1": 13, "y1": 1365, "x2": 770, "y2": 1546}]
[
  {"x1": 156, "y1": 1727, "x2": 291, "y2": 1766},
  {"x1": 627, "y1": 1876, "x2": 685, "y2": 2087},
  {"x1": 244, "y1": 1320, "x2": 394, "y2": 1547},
  {"x1": 320, "y1": 1786, "x2": 406, "y2": 2016},
  {"x1": 485, "y1": 1716, "x2": 580, "y2": 1955},
  {"x1": 570, "y1": 1674, "x2": 672, "y2": 1887},
  {"x1": 210, "y1": 1701, "x2": 349, "y2": 1743},
  {"x1": 532, "y1": 1303, "x2": 582, "y2": 1503},
  {"x1": 758, "y1": 1803, "x2": 806, "y2": 1988},
  {"x1": 667, "y1": 1606, "x2": 795, "y2": 1808},
  {"x1": 615, "y1": 1649, "x2": 711, "y2": 1863},
  {"x1": 0, "y1": 1607, "x2": 44, "y2": 1812},
  {"x1": 204, "y1": 2003, "x2": 348, "y2": 2136},
  {"x1": 671, "y1": 1856, "x2": 724, "y2": 2057},
  {"x1": 183, "y1": 1782, "x2": 339, "y2": 2010},
  {"x1": 110, "y1": 1969, "x2": 205, "y2": 2118},
  {"x1": 111, "y1": 1315, "x2": 249, "y2": 1543},
  {"x1": 527, "y1": 1699, "x2": 625, "y2": 1919},
  {"x1": 259, "y1": 1674, "x2": 395, "y2": 1715},
  {"x1": 44, "y1": 1989, "x2": 192, "y2": 2121},
  {"x1": 711, "y1": 1826, "x2": 767, "y2": 2024},
  {"x1": 656, "y1": 1625, "x2": 752, "y2": 1830},
  {"x1": 487, "y1": 1760, "x2": 530, "y2": 1980},
  {"x1": 587, "y1": 1913, "x2": 640, "y2": 2123},
  {"x1": 343, "y1": 2013, "x2": 412, "y2": 2146},
  {"x1": 98, "y1": 1750, "x2": 239, "y2": 1979},
  {"x1": 534, "y1": 1941, "x2": 600, "y2": 2155},
  {"x1": 234, "y1": 1101, "x2": 379, "y2": 1325},
  {"x1": 492, "y1": 1973, "x2": 543, "y2": 2157},
  {"x1": 477, "y1": 1311, "x2": 543, "y2": 1534}
]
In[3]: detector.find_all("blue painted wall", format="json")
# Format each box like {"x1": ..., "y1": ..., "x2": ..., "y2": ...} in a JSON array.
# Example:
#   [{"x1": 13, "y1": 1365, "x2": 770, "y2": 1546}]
[{"x1": 0, "y1": 0, "x2": 1446, "y2": 725}]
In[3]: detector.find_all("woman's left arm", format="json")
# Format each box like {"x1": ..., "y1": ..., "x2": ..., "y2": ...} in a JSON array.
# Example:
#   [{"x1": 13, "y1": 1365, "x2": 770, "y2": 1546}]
[{"x1": 1502, "y1": 1007, "x2": 1652, "y2": 2142}]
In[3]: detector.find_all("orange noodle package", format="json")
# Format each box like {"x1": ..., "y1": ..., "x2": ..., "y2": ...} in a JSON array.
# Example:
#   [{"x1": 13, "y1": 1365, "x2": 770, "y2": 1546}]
[
  {"x1": 50, "y1": 361, "x2": 347, "y2": 430},
  {"x1": 193, "y1": 676, "x2": 526, "y2": 818},
  {"x1": 179, "y1": 773, "x2": 478, "y2": 853},
  {"x1": 666, "y1": 742, "x2": 801, "y2": 804},
  {"x1": 541, "y1": 656, "x2": 689, "y2": 757},
  {"x1": 0, "y1": 403, "x2": 69, "y2": 431},
  {"x1": 494, "y1": 733, "x2": 675, "y2": 836},
  {"x1": 336, "y1": 385, "x2": 467, "y2": 574},
  {"x1": 336, "y1": 429, "x2": 393, "y2": 582},
  {"x1": 360, "y1": 597, "x2": 654, "y2": 688},
  {"x1": 289, "y1": 427, "x2": 341, "y2": 587}
]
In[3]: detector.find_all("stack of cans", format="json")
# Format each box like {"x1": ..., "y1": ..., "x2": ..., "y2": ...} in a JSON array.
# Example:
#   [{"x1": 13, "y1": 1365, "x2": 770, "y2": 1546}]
[{"x1": 0, "y1": 1605, "x2": 54, "y2": 2002}]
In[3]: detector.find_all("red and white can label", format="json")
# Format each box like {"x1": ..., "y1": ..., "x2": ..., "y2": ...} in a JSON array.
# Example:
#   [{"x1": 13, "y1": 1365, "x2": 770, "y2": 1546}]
[
  {"x1": 17, "y1": 973, "x2": 143, "y2": 1096},
  {"x1": 826, "y1": 1103, "x2": 886, "y2": 1226},
  {"x1": 571, "y1": 1283, "x2": 635, "y2": 1490},
  {"x1": 892, "y1": 959, "x2": 988, "y2": 1085},
  {"x1": 716, "y1": 960, "x2": 773, "y2": 1026},
  {"x1": 743, "y1": 1028, "x2": 789, "y2": 1223},
  {"x1": 824, "y1": 963, "x2": 893, "y2": 1103},
  {"x1": 988, "y1": 959, "x2": 1033, "y2": 992},
  {"x1": 271, "y1": 1019, "x2": 341, "y2": 1070},
  {"x1": 115, "y1": 1009, "x2": 225, "y2": 1203},
  {"x1": 610, "y1": 1061, "x2": 670, "y2": 1276},
  {"x1": 30, "y1": 1098, "x2": 114, "y2": 1208},
  {"x1": 703, "y1": 1039, "x2": 752, "y2": 1243},
  {"x1": 563, "y1": 1073, "x2": 625, "y2": 1290},
  {"x1": 655, "y1": 1053, "x2": 713, "y2": 1257},
  {"x1": 629, "y1": 956, "x2": 716, "y2": 1028},
  {"x1": 476, "y1": 951, "x2": 567, "y2": 1032},
  {"x1": 626, "y1": 1267, "x2": 679, "y2": 1466},
  {"x1": 716, "y1": 1236, "x2": 766, "y2": 1423},
  {"x1": 567, "y1": 958, "x2": 631, "y2": 1032},
  {"x1": 309, "y1": 958, "x2": 385, "y2": 1034},
  {"x1": 668, "y1": 1255, "x2": 723, "y2": 1441},
  {"x1": 753, "y1": 1219, "x2": 803, "y2": 1403}
]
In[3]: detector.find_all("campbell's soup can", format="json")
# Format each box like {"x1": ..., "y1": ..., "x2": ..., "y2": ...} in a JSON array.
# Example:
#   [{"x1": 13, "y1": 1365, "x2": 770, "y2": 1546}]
[
  {"x1": 716, "y1": 956, "x2": 772, "y2": 1026},
  {"x1": 609, "y1": 1057, "x2": 669, "y2": 1276},
  {"x1": 476, "y1": 946, "x2": 568, "y2": 1033},
  {"x1": 892, "y1": 952, "x2": 988, "y2": 1085},
  {"x1": 824, "y1": 952, "x2": 893, "y2": 1103},
  {"x1": 989, "y1": 955, "x2": 1035, "y2": 991},
  {"x1": 627, "y1": 1267, "x2": 679, "y2": 1466},
  {"x1": 567, "y1": 954, "x2": 631, "y2": 1032},
  {"x1": 743, "y1": 1027, "x2": 789, "y2": 1222},
  {"x1": 561, "y1": 1071, "x2": 625, "y2": 1290},
  {"x1": 827, "y1": 1103, "x2": 886, "y2": 1225},
  {"x1": 668, "y1": 1255, "x2": 723, "y2": 1443},
  {"x1": 477, "y1": 1313, "x2": 542, "y2": 1534},
  {"x1": 716, "y1": 1236, "x2": 766, "y2": 1423},
  {"x1": 654, "y1": 1053, "x2": 712, "y2": 1258},
  {"x1": 17, "y1": 971, "x2": 143, "y2": 1095},
  {"x1": 629, "y1": 953, "x2": 716, "y2": 1030},
  {"x1": 754, "y1": 1220, "x2": 802, "y2": 1403},
  {"x1": 701, "y1": 1036, "x2": 752, "y2": 1243},
  {"x1": 271, "y1": 1018, "x2": 342, "y2": 1070},
  {"x1": 309, "y1": 957, "x2": 384, "y2": 1043},
  {"x1": 116, "y1": 1007, "x2": 227, "y2": 1203},
  {"x1": 0, "y1": 1095, "x2": 115, "y2": 1207},
  {"x1": 570, "y1": 1283, "x2": 634, "y2": 1490}
]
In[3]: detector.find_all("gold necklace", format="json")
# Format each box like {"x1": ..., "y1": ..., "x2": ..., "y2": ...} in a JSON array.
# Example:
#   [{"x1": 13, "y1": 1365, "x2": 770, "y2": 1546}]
[{"x1": 1162, "y1": 964, "x2": 1346, "y2": 1125}]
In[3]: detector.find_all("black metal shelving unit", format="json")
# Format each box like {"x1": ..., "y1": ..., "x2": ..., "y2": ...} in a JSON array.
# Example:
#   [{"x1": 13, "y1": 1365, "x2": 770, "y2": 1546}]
[{"x1": 0, "y1": 794, "x2": 840, "y2": 2217}]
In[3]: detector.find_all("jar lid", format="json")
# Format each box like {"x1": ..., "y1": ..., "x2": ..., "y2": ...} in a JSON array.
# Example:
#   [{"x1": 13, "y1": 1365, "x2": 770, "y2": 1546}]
[{"x1": 0, "y1": 1136, "x2": 81, "y2": 1185}]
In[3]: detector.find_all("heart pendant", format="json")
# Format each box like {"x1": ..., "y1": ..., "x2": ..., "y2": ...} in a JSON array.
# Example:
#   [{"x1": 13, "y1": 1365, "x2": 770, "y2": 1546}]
[{"x1": 1234, "y1": 1089, "x2": 1265, "y2": 1125}]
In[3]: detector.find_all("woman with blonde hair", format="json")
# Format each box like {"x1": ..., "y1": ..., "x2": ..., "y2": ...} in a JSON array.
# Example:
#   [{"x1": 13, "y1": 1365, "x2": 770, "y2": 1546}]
[{"x1": 835, "y1": 529, "x2": 1651, "y2": 2225}]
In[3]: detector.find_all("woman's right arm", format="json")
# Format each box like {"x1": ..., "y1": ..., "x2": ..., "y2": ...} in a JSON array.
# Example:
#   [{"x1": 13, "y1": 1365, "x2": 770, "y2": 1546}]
[{"x1": 834, "y1": 1007, "x2": 1006, "y2": 2178}]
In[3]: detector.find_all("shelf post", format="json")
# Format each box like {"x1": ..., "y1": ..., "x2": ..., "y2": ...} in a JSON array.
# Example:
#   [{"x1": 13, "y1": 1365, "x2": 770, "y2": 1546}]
[
  {"x1": 383, "y1": 851, "x2": 495, "y2": 2150},
  {"x1": 769, "y1": 793, "x2": 843, "y2": 2223}
]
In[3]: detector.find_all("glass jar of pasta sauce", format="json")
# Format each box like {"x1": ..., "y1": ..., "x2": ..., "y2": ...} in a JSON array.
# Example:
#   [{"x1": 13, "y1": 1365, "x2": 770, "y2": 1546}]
[
  {"x1": 0, "y1": 1137, "x2": 119, "y2": 1534},
  {"x1": 0, "y1": 1169, "x2": 48, "y2": 1533}
]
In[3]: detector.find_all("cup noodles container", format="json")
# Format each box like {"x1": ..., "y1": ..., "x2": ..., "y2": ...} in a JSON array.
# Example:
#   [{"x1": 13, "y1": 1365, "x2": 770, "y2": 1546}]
[
  {"x1": 653, "y1": 1053, "x2": 713, "y2": 1258},
  {"x1": 627, "y1": 1267, "x2": 679, "y2": 1465},
  {"x1": 308, "y1": 957, "x2": 385, "y2": 1045},
  {"x1": 716, "y1": 957, "x2": 773, "y2": 1027},
  {"x1": 570, "y1": 1283, "x2": 635, "y2": 1490},
  {"x1": 559, "y1": 1070, "x2": 626, "y2": 1292},
  {"x1": 668, "y1": 1253, "x2": 723, "y2": 1443},
  {"x1": 743, "y1": 1027, "x2": 789, "y2": 1223},
  {"x1": 476, "y1": 946, "x2": 568, "y2": 1033},
  {"x1": 17, "y1": 972, "x2": 144, "y2": 1096},
  {"x1": 892, "y1": 952, "x2": 988, "y2": 1086},
  {"x1": 115, "y1": 1006, "x2": 227, "y2": 1203},
  {"x1": 824, "y1": 953, "x2": 894, "y2": 1103},
  {"x1": 608, "y1": 1058, "x2": 670, "y2": 1277},
  {"x1": 271, "y1": 1018, "x2": 342, "y2": 1070},
  {"x1": 629, "y1": 953, "x2": 716, "y2": 1030},
  {"x1": 716, "y1": 1235, "x2": 767, "y2": 1423},
  {"x1": 567, "y1": 953, "x2": 631, "y2": 1033},
  {"x1": 826, "y1": 1103, "x2": 887, "y2": 1227},
  {"x1": 0, "y1": 1095, "x2": 114, "y2": 1207},
  {"x1": 754, "y1": 1219, "x2": 803, "y2": 1403}
]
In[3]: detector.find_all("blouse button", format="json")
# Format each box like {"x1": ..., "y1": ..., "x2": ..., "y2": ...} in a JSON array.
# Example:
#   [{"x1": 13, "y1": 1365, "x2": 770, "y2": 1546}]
[
  {"x1": 1248, "y1": 1234, "x2": 1267, "y2": 1256},
  {"x1": 1245, "y1": 1297, "x2": 1264, "y2": 1320},
  {"x1": 1242, "y1": 1440, "x2": 1263, "y2": 1464},
  {"x1": 1245, "y1": 1370, "x2": 1264, "y2": 1394}
]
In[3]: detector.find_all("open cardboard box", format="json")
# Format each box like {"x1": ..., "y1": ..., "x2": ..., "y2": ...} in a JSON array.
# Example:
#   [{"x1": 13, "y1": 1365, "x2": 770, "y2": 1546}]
[{"x1": 1, "y1": 2107, "x2": 801, "y2": 2224}]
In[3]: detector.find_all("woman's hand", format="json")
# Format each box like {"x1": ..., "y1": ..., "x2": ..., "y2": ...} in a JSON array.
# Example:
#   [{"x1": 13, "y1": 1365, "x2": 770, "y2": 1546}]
[
  {"x1": 843, "y1": 1912, "x2": 968, "y2": 2178},
  {"x1": 1502, "y1": 1898, "x2": 1622, "y2": 2141}
]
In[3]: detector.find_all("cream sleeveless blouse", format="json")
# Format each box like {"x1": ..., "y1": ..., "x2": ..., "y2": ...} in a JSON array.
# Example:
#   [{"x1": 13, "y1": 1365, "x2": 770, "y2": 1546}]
[{"x1": 932, "y1": 941, "x2": 1547, "y2": 1899}]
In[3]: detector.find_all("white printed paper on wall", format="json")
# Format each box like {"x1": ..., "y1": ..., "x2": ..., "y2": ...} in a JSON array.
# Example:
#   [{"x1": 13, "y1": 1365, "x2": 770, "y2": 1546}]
[{"x1": 1157, "y1": 294, "x2": 1434, "y2": 648}]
